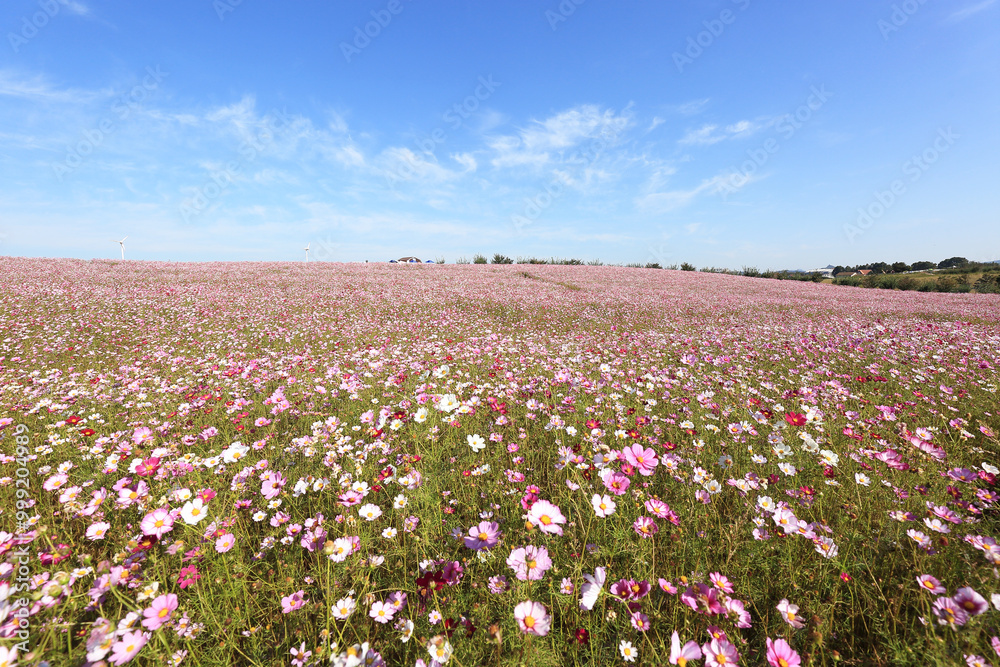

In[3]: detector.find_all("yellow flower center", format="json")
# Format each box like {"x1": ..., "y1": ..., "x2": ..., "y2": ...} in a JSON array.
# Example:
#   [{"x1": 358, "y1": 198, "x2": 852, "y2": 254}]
[
  {"x1": 524, "y1": 615, "x2": 535, "y2": 628},
  {"x1": 540, "y1": 515, "x2": 551, "y2": 525}
]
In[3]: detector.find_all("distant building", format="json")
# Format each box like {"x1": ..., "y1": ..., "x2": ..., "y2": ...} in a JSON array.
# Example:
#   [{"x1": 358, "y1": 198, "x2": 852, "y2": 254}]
[
  {"x1": 834, "y1": 271, "x2": 857, "y2": 278},
  {"x1": 808, "y1": 265, "x2": 835, "y2": 277},
  {"x1": 396, "y1": 256, "x2": 422, "y2": 263}
]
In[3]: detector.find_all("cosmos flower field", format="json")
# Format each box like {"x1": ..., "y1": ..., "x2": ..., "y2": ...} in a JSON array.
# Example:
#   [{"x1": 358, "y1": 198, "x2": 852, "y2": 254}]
[{"x1": 1, "y1": 257, "x2": 999, "y2": 667}]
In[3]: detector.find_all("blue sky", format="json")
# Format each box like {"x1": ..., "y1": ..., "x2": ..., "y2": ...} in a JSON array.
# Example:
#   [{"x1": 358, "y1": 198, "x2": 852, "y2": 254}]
[{"x1": 1, "y1": 0, "x2": 998, "y2": 268}]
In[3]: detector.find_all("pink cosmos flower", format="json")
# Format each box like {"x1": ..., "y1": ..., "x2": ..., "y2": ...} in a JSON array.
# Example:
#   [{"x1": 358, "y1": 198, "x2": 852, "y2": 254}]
[
  {"x1": 933, "y1": 596, "x2": 969, "y2": 627},
  {"x1": 86, "y1": 522, "x2": 111, "y2": 541},
  {"x1": 109, "y1": 630, "x2": 148, "y2": 666},
  {"x1": 669, "y1": 631, "x2": 702, "y2": 665},
  {"x1": 514, "y1": 600, "x2": 550, "y2": 636},
  {"x1": 776, "y1": 598, "x2": 804, "y2": 628},
  {"x1": 710, "y1": 572, "x2": 734, "y2": 594},
  {"x1": 527, "y1": 500, "x2": 566, "y2": 536},
  {"x1": 658, "y1": 578, "x2": 678, "y2": 594},
  {"x1": 464, "y1": 521, "x2": 501, "y2": 550},
  {"x1": 507, "y1": 545, "x2": 552, "y2": 581},
  {"x1": 702, "y1": 637, "x2": 739, "y2": 667},
  {"x1": 132, "y1": 427, "x2": 154, "y2": 446},
  {"x1": 141, "y1": 593, "x2": 178, "y2": 630},
  {"x1": 681, "y1": 584, "x2": 724, "y2": 616},
  {"x1": 603, "y1": 470, "x2": 631, "y2": 496},
  {"x1": 766, "y1": 637, "x2": 801, "y2": 667},
  {"x1": 369, "y1": 600, "x2": 396, "y2": 624},
  {"x1": 916, "y1": 574, "x2": 946, "y2": 594},
  {"x1": 215, "y1": 533, "x2": 235, "y2": 553},
  {"x1": 953, "y1": 587, "x2": 989, "y2": 616},
  {"x1": 282, "y1": 590, "x2": 307, "y2": 613},
  {"x1": 725, "y1": 598, "x2": 752, "y2": 628},
  {"x1": 261, "y1": 472, "x2": 286, "y2": 500},
  {"x1": 633, "y1": 516, "x2": 659, "y2": 538},
  {"x1": 630, "y1": 611, "x2": 651, "y2": 631},
  {"x1": 623, "y1": 443, "x2": 659, "y2": 475},
  {"x1": 140, "y1": 507, "x2": 174, "y2": 539}
]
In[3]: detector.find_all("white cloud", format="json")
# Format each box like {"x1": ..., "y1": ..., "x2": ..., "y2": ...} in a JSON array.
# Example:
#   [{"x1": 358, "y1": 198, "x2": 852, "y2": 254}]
[
  {"x1": 679, "y1": 119, "x2": 766, "y2": 146},
  {"x1": 676, "y1": 98, "x2": 710, "y2": 115},
  {"x1": 635, "y1": 174, "x2": 733, "y2": 212},
  {"x1": 949, "y1": 0, "x2": 996, "y2": 21},
  {"x1": 452, "y1": 152, "x2": 477, "y2": 172},
  {"x1": 678, "y1": 124, "x2": 725, "y2": 145},
  {"x1": 489, "y1": 104, "x2": 633, "y2": 168}
]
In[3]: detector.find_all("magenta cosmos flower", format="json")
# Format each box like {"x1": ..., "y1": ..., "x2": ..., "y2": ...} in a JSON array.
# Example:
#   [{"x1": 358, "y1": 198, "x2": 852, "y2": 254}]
[
  {"x1": 141, "y1": 593, "x2": 178, "y2": 630},
  {"x1": 624, "y1": 443, "x2": 659, "y2": 476},
  {"x1": 514, "y1": 600, "x2": 550, "y2": 636},
  {"x1": 527, "y1": 500, "x2": 566, "y2": 536},
  {"x1": 140, "y1": 507, "x2": 174, "y2": 539},
  {"x1": 766, "y1": 638, "x2": 801, "y2": 667},
  {"x1": 463, "y1": 521, "x2": 501, "y2": 550},
  {"x1": 953, "y1": 587, "x2": 989, "y2": 616}
]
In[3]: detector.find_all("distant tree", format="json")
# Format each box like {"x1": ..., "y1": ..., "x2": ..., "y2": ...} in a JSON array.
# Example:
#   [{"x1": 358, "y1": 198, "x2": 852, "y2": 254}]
[
  {"x1": 912, "y1": 261, "x2": 936, "y2": 271},
  {"x1": 645, "y1": 262, "x2": 662, "y2": 269},
  {"x1": 870, "y1": 262, "x2": 891, "y2": 274},
  {"x1": 473, "y1": 254, "x2": 488, "y2": 264},
  {"x1": 938, "y1": 257, "x2": 968, "y2": 269},
  {"x1": 680, "y1": 262, "x2": 696, "y2": 271},
  {"x1": 491, "y1": 254, "x2": 513, "y2": 264},
  {"x1": 832, "y1": 266, "x2": 846, "y2": 276},
  {"x1": 891, "y1": 261, "x2": 910, "y2": 273}
]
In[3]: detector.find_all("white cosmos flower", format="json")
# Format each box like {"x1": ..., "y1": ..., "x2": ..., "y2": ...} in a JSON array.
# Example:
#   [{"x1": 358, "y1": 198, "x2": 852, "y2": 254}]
[
  {"x1": 180, "y1": 498, "x2": 208, "y2": 525},
  {"x1": 467, "y1": 434, "x2": 486, "y2": 452}
]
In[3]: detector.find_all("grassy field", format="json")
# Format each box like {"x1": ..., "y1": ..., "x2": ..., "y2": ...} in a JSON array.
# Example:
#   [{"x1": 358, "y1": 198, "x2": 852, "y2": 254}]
[{"x1": 1, "y1": 258, "x2": 999, "y2": 666}]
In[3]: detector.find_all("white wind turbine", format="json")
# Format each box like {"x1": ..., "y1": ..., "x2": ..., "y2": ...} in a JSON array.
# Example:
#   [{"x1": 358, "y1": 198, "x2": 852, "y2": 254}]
[
  {"x1": 304, "y1": 243, "x2": 310, "y2": 263},
  {"x1": 111, "y1": 236, "x2": 128, "y2": 260}
]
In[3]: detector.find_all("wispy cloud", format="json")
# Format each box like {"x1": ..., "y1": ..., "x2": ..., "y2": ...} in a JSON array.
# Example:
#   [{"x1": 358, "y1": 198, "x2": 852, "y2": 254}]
[
  {"x1": 678, "y1": 118, "x2": 769, "y2": 145},
  {"x1": 948, "y1": 0, "x2": 996, "y2": 21}
]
